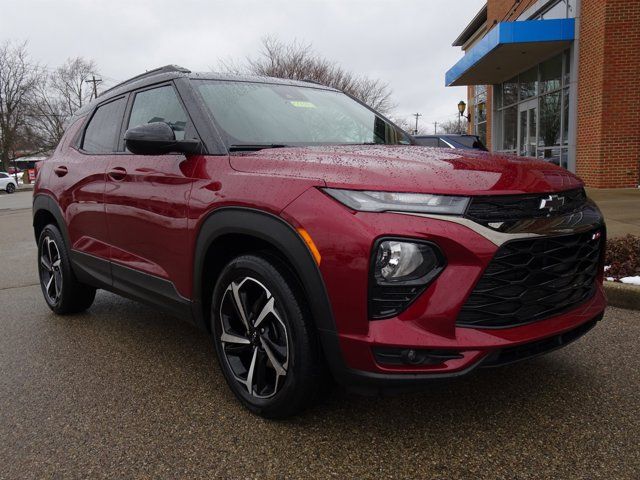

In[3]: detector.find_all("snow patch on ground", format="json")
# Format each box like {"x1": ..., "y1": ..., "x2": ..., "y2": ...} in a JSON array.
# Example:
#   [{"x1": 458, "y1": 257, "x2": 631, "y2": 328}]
[{"x1": 620, "y1": 276, "x2": 640, "y2": 286}]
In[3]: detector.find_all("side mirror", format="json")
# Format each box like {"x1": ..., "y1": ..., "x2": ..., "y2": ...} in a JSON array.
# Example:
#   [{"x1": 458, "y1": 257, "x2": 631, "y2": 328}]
[{"x1": 124, "y1": 122, "x2": 202, "y2": 155}]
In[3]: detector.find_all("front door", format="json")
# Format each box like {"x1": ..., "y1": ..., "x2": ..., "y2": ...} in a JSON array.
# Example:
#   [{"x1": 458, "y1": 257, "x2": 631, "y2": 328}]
[
  {"x1": 518, "y1": 99, "x2": 537, "y2": 157},
  {"x1": 104, "y1": 84, "x2": 201, "y2": 303}
]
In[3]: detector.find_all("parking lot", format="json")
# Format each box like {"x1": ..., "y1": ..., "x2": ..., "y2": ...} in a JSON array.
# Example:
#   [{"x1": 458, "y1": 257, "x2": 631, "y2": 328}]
[{"x1": 1, "y1": 190, "x2": 639, "y2": 479}]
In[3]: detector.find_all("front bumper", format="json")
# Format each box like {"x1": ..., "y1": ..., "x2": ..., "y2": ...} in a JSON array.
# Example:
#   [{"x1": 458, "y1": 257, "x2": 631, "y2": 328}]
[
  {"x1": 282, "y1": 188, "x2": 607, "y2": 390},
  {"x1": 320, "y1": 310, "x2": 603, "y2": 395}
]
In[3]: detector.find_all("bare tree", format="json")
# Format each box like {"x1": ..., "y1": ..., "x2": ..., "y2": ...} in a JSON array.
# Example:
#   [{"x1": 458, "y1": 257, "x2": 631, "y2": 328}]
[
  {"x1": 219, "y1": 37, "x2": 394, "y2": 114},
  {"x1": 439, "y1": 117, "x2": 469, "y2": 135},
  {"x1": 30, "y1": 57, "x2": 98, "y2": 149},
  {"x1": 0, "y1": 41, "x2": 40, "y2": 171},
  {"x1": 389, "y1": 116, "x2": 428, "y2": 135}
]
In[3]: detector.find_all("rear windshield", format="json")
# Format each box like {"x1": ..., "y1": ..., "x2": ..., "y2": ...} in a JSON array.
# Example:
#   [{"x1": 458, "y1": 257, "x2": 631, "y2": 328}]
[{"x1": 194, "y1": 80, "x2": 410, "y2": 147}]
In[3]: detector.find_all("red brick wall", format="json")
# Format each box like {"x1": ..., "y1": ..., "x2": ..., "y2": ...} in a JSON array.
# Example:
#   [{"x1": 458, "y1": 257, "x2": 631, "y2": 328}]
[
  {"x1": 576, "y1": 0, "x2": 640, "y2": 187},
  {"x1": 488, "y1": 0, "x2": 536, "y2": 26}
]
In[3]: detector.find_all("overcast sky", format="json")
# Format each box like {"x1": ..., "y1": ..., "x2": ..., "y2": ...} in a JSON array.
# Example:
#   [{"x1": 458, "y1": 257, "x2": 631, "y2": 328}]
[{"x1": 1, "y1": 0, "x2": 485, "y2": 134}]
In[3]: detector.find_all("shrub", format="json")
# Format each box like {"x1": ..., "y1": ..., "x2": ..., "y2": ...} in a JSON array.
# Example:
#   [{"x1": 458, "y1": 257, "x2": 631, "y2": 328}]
[{"x1": 605, "y1": 234, "x2": 640, "y2": 279}]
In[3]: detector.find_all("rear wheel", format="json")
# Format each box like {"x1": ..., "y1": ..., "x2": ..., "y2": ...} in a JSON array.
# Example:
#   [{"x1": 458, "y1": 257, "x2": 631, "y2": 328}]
[
  {"x1": 211, "y1": 254, "x2": 325, "y2": 418},
  {"x1": 38, "y1": 224, "x2": 96, "y2": 314},
  {"x1": 6, "y1": 183, "x2": 15, "y2": 194}
]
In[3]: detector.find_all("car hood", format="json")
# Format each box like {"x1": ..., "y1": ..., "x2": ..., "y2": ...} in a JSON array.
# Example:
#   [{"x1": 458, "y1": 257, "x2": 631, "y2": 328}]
[{"x1": 229, "y1": 145, "x2": 583, "y2": 195}]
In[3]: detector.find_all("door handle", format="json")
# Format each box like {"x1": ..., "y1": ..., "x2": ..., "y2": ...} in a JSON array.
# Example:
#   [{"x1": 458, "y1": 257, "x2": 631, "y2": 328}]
[
  {"x1": 54, "y1": 165, "x2": 68, "y2": 177},
  {"x1": 108, "y1": 167, "x2": 127, "y2": 181}
]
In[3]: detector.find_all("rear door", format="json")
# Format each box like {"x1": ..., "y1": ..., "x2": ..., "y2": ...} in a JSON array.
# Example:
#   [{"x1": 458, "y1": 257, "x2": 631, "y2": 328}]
[{"x1": 104, "y1": 83, "x2": 201, "y2": 305}]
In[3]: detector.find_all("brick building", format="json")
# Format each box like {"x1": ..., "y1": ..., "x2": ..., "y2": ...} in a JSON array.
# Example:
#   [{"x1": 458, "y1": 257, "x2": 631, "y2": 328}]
[{"x1": 446, "y1": 0, "x2": 640, "y2": 188}]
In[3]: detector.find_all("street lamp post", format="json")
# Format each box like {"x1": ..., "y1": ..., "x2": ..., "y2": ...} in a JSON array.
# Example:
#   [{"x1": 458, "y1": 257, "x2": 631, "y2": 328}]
[{"x1": 457, "y1": 101, "x2": 467, "y2": 134}]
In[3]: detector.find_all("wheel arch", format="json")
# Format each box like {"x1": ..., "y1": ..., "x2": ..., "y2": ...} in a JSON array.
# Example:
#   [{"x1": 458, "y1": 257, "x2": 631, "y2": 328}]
[
  {"x1": 33, "y1": 194, "x2": 70, "y2": 247},
  {"x1": 192, "y1": 208, "x2": 337, "y2": 338}
]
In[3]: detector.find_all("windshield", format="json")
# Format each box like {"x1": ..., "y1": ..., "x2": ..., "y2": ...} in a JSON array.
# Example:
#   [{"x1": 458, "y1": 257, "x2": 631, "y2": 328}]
[{"x1": 194, "y1": 80, "x2": 411, "y2": 148}]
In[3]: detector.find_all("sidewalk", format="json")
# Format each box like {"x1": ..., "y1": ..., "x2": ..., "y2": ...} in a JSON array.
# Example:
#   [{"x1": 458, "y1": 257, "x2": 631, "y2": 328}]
[{"x1": 587, "y1": 188, "x2": 640, "y2": 238}]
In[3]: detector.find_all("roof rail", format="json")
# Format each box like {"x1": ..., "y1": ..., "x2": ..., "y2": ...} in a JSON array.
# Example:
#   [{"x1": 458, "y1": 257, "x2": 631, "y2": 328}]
[
  {"x1": 300, "y1": 78, "x2": 326, "y2": 86},
  {"x1": 99, "y1": 65, "x2": 191, "y2": 97}
]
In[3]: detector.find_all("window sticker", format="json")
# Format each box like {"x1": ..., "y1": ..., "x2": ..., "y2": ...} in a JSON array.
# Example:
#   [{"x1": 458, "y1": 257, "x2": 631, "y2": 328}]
[{"x1": 289, "y1": 101, "x2": 316, "y2": 108}]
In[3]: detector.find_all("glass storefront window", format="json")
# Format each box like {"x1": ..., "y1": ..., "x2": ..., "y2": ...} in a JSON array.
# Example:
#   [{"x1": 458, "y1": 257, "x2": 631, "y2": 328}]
[
  {"x1": 540, "y1": 55, "x2": 562, "y2": 93},
  {"x1": 519, "y1": 66, "x2": 537, "y2": 100},
  {"x1": 538, "y1": 147, "x2": 563, "y2": 166},
  {"x1": 519, "y1": 111, "x2": 526, "y2": 155},
  {"x1": 502, "y1": 106, "x2": 517, "y2": 150},
  {"x1": 475, "y1": 96, "x2": 487, "y2": 123},
  {"x1": 562, "y1": 88, "x2": 569, "y2": 145},
  {"x1": 477, "y1": 122, "x2": 487, "y2": 146},
  {"x1": 473, "y1": 85, "x2": 487, "y2": 146},
  {"x1": 540, "y1": 1, "x2": 568, "y2": 19},
  {"x1": 503, "y1": 76, "x2": 518, "y2": 106},
  {"x1": 495, "y1": 50, "x2": 571, "y2": 169},
  {"x1": 539, "y1": 91, "x2": 562, "y2": 148}
]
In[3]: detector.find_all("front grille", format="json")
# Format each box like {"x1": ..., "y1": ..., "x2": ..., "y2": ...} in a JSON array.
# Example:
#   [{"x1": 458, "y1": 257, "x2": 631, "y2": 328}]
[
  {"x1": 457, "y1": 229, "x2": 603, "y2": 329},
  {"x1": 465, "y1": 188, "x2": 587, "y2": 224}
]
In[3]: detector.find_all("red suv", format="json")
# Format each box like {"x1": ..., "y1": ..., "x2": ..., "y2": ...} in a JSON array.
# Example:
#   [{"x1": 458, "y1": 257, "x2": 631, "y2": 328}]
[{"x1": 33, "y1": 65, "x2": 606, "y2": 417}]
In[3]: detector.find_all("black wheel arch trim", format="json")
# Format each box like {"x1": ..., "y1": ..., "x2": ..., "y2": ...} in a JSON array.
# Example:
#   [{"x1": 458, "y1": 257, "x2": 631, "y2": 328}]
[
  {"x1": 192, "y1": 207, "x2": 339, "y2": 338},
  {"x1": 33, "y1": 194, "x2": 72, "y2": 249}
]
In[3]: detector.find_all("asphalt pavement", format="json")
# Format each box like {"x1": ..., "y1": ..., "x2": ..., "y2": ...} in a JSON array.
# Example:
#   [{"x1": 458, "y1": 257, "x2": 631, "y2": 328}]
[{"x1": 1, "y1": 190, "x2": 639, "y2": 479}]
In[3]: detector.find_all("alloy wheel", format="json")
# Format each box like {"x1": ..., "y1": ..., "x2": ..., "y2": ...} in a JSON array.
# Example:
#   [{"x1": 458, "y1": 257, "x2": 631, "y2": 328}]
[
  {"x1": 219, "y1": 276, "x2": 289, "y2": 399},
  {"x1": 40, "y1": 236, "x2": 63, "y2": 304}
]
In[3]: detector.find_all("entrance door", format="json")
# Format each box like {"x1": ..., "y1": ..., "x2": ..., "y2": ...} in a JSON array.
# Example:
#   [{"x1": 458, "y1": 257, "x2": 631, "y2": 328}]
[{"x1": 518, "y1": 99, "x2": 537, "y2": 157}]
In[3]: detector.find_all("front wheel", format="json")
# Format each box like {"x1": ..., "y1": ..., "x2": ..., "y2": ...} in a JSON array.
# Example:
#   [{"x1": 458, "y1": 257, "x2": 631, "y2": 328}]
[
  {"x1": 6, "y1": 183, "x2": 15, "y2": 194},
  {"x1": 211, "y1": 254, "x2": 325, "y2": 418}
]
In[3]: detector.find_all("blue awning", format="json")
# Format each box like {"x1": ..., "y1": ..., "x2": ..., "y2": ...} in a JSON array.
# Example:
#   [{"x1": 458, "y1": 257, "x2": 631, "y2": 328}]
[{"x1": 446, "y1": 18, "x2": 575, "y2": 87}]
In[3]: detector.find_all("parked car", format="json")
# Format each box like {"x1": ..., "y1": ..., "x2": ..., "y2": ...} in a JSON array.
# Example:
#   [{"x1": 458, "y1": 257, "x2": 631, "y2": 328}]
[
  {"x1": 0, "y1": 172, "x2": 17, "y2": 193},
  {"x1": 33, "y1": 66, "x2": 606, "y2": 418},
  {"x1": 414, "y1": 134, "x2": 487, "y2": 150}
]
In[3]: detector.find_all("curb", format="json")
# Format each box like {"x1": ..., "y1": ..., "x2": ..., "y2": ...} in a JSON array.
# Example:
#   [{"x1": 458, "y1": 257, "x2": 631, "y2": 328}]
[
  {"x1": 604, "y1": 281, "x2": 640, "y2": 311},
  {"x1": 17, "y1": 185, "x2": 34, "y2": 192}
]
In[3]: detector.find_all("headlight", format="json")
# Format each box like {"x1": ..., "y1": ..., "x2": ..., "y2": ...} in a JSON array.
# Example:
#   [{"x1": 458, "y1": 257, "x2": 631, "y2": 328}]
[
  {"x1": 375, "y1": 240, "x2": 439, "y2": 281},
  {"x1": 370, "y1": 239, "x2": 445, "y2": 319},
  {"x1": 323, "y1": 188, "x2": 469, "y2": 215}
]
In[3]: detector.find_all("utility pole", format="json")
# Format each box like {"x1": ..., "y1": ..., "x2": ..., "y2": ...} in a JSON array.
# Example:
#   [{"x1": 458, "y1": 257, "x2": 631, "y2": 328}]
[
  {"x1": 86, "y1": 75, "x2": 103, "y2": 100},
  {"x1": 412, "y1": 113, "x2": 422, "y2": 135},
  {"x1": 433, "y1": 122, "x2": 438, "y2": 135}
]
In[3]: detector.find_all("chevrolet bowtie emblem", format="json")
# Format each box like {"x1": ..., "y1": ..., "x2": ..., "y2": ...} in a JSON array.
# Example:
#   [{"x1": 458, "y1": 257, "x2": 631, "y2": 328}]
[{"x1": 539, "y1": 194, "x2": 565, "y2": 212}]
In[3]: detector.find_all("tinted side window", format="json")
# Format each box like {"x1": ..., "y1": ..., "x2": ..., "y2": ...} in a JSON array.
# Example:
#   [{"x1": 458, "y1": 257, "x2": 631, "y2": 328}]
[
  {"x1": 415, "y1": 137, "x2": 438, "y2": 147},
  {"x1": 82, "y1": 97, "x2": 126, "y2": 153},
  {"x1": 0, "y1": 173, "x2": 8, "y2": 178},
  {"x1": 128, "y1": 86, "x2": 188, "y2": 141}
]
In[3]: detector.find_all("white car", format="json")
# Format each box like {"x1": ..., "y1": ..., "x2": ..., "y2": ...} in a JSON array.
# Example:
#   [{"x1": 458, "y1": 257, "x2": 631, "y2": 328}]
[{"x1": 0, "y1": 172, "x2": 18, "y2": 194}]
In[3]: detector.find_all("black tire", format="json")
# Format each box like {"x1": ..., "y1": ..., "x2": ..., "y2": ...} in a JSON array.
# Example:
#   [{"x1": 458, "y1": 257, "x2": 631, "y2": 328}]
[
  {"x1": 6, "y1": 183, "x2": 15, "y2": 194},
  {"x1": 211, "y1": 254, "x2": 325, "y2": 418},
  {"x1": 37, "y1": 224, "x2": 96, "y2": 314}
]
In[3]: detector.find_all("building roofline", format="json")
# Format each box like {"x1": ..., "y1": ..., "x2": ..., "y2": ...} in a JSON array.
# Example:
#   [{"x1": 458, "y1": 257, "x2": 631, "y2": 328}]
[{"x1": 452, "y1": 4, "x2": 488, "y2": 47}]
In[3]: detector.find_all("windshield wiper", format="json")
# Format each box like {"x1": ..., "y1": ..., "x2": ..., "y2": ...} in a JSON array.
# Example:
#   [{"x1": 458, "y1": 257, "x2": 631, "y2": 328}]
[{"x1": 228, "y1": 144, "x2": 290, "y2": 152}]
